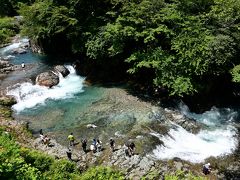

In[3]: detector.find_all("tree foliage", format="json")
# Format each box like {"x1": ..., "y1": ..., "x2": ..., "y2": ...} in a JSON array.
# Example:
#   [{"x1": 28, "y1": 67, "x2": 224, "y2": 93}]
[
  {"x1": 0, "y1": 17, "x2": 18, "y2": 44},
  {"x1": 15, "y1": 0, "x2": 240, "y2": 96}
]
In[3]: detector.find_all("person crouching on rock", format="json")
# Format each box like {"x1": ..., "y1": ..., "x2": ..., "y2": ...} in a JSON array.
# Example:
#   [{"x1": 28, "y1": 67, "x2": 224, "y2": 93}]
[
  {"x1": 43, "y1": 135, "x2": 50, "y2": 147},
  {"x1": 202, "y1": 163, "x2": 211, "y2": 175}
]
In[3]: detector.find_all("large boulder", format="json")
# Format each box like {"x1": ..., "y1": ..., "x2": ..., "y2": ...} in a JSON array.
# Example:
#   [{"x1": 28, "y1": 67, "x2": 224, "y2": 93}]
[
  {"x1": 54, "y1": 65, "x2": 70, "y2": 77},
  {"x1": 36, "y1": 71, "x2": 59, "y2": 87}
]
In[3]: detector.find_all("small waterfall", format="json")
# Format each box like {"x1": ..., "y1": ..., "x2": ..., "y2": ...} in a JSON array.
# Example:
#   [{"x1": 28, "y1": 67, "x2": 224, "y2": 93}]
[
  {"x1": 0, "y1": 42, "x2": 21, "y2": 55},
  {"x1": 0, "y1": 38, "x2": 29, "y2": 55},
  {"x1": 7, "y1": 65, "x2": 85, "y2": 112},
  {"x1": 152, "y1": 102, "x2": 238, "y2": 163}
]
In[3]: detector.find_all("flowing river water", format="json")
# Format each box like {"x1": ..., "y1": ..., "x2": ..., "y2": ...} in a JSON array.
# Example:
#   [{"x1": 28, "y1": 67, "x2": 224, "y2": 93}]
[{"x1": 1, "y1": 39, "x2": 239, "y2": 163}]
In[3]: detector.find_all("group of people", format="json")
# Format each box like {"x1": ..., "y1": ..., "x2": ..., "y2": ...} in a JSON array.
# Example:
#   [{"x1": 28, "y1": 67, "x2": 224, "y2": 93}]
[
  {"x1": 67, "y1": 133, "x2": 116, "y2": 154},
  {"x1": 40, "y1": 130, "x2": 212, "y2": 175}
]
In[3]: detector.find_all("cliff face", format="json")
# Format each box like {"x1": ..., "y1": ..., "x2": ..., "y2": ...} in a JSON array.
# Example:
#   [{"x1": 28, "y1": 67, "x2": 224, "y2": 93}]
[{"x1": 29, "y1": 34, "x2": 72, "y2": 55}]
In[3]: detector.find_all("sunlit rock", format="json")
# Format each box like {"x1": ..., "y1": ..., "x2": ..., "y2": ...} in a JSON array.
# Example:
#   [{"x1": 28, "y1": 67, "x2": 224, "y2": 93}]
[{"x1": 36, "y1": 71, "x2": 59, "y2": 88}]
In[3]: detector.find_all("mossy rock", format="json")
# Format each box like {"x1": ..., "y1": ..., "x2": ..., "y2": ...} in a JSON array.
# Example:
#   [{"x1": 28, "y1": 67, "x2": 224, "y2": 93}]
[
  {"x1": 0, "y1": 96, "x2": 17, "y2": 106},
  {"x1": 0, "y1": 106, "x2": 12, "y2": 118}
]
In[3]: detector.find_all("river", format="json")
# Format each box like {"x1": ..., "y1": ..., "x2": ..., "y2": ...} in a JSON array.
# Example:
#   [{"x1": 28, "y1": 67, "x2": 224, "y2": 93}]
[{"x1": 1, "y1": 39, "x2": 239, "y2": 163}]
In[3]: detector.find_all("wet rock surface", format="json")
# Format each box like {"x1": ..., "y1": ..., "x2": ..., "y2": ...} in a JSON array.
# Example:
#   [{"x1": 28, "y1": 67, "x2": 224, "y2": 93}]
[
  {"x1": 0, "y1": 60, "x2": 14, "y2": 73},
  {"x1": 36, "y1": 71, "x2": 59, "y2": 87},
  {"x1": 54, "y1": 65, "x2": 70, "y2": 77}
]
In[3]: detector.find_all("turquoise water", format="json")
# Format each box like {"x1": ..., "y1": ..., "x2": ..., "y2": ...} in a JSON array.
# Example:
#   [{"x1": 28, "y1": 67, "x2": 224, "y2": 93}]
[{"x1": 13, "y1": 83, "x2": 108, "y2": 145}]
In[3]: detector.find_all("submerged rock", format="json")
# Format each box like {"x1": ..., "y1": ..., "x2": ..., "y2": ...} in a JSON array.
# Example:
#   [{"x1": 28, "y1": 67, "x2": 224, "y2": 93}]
[
  {"x1": 54, "y1": 65, "x2": 70, "y2": 77},
  {"x1": 86, "y1": 124, "x2": 97, "y2": 128},
  {"x1": 36, "y1": 71, "x2": 59, "y2": 87}
]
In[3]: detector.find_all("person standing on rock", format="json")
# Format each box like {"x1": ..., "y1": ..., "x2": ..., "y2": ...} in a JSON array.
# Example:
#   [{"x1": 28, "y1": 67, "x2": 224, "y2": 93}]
[
  {"x1": 96, "y1": 139, "x2": 102, "y2": 152},
  {"x1": 110, "y1": 138, "x2": 115, "y2": 152},
  {"x1": 21, "y1": 62, "x2": 25, "y2": 68},
  {"x1": 125, "y1": 141, "x2": 135, "y2": 157},
  {"x1": 66, "y1": 148, "x2": 72, "y2": 161},
  {"x1": 129, "y1": 142, "x2": 136, "y2": 156},
  {"x1": 39, "y1": 129, "x2": 44, "y2": 143},
  {"x1": 81, "y1": 138, "x2": 87, "y2": 153},
  {"x1": 68, "y1": 133, "x2": 75, "y2": 146}
]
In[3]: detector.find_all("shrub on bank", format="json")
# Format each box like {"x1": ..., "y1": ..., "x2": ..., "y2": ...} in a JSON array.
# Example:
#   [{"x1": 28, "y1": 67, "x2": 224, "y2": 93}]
[
  {"x1": 0, "y1": 17, "x2": 18, "y2": 45},
  {"x1": 164, "y1": 170, "x2": 207, "y2": 180},
  {"x1": 79, "y1": 166, "x2": 125, "y2": 180}
]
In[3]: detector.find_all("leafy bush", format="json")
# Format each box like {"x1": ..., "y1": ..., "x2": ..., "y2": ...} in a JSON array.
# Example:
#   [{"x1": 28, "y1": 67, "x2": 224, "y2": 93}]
[
  {"x1": 79, "y1": 166, "x2": 125, "y2": 180},
  {"x1": 0, "y1": 131, "x2": 41, "y2": 179},
  {"x1": 45, "y1": 159, "x2": 80, "y2": 179},
  {"x1": 0, "y1": 17, "x2": 18, "y2": 44},
  {"x1": 20, "y1": 148, "x2": 54, "y2": 172},
  {"x1": 164, "y1": 170, "x2": 207, "y2": 180}
]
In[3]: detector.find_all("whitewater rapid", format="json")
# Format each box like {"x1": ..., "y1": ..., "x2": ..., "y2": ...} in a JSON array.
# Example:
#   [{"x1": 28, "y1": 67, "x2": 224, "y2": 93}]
[
  {"x1": 0, "y1": 38, "x2": 29, "y2": 55},
  {"x1": 7, "y1": 66, "x2": 85, "y2": 112},
  {"x1": 152, "y1": 103, "x2": 238, "y2": 163}
]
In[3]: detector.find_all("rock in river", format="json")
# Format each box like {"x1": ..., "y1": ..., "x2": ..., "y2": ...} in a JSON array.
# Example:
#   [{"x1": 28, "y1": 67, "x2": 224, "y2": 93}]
[
  {"x1": 36, "y1": 71, "x2": 59, "y2": 88},
  {"x1": 54, "y1": 65, "x2": 70, "y2": 77}
]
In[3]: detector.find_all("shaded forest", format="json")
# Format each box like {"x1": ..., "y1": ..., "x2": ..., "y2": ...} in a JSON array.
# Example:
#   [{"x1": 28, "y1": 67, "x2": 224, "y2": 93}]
[{"x1": 1, "y1": 0, "x2": 240, "y2": 100}]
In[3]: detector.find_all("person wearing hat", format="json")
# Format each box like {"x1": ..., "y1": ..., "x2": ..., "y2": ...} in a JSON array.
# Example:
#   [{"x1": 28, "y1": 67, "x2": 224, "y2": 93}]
[{"x1": 202, "y1": 163, "x2": 211, "y2": 175}]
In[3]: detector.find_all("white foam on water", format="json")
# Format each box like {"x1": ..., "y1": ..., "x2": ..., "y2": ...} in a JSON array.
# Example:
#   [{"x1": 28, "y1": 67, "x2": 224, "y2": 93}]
[
  {"x1": 0, "y1": 42, "x2": 21, "y2": 54},
  {"x1": 152, "y1": 103, "x2": 238, "y2": 163},
  {"x1": 0, "y1": 38, "x2": 29, "y2": 55},
  {"x1": 151, "y1": 124, "x2": 237, "y2": 163},
  {"x1": 7, "y1": 65, "x2": 85, "y2": 112},
  {"x1": 178, "y1": 101, "x2": 237, "y2": 126}
]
